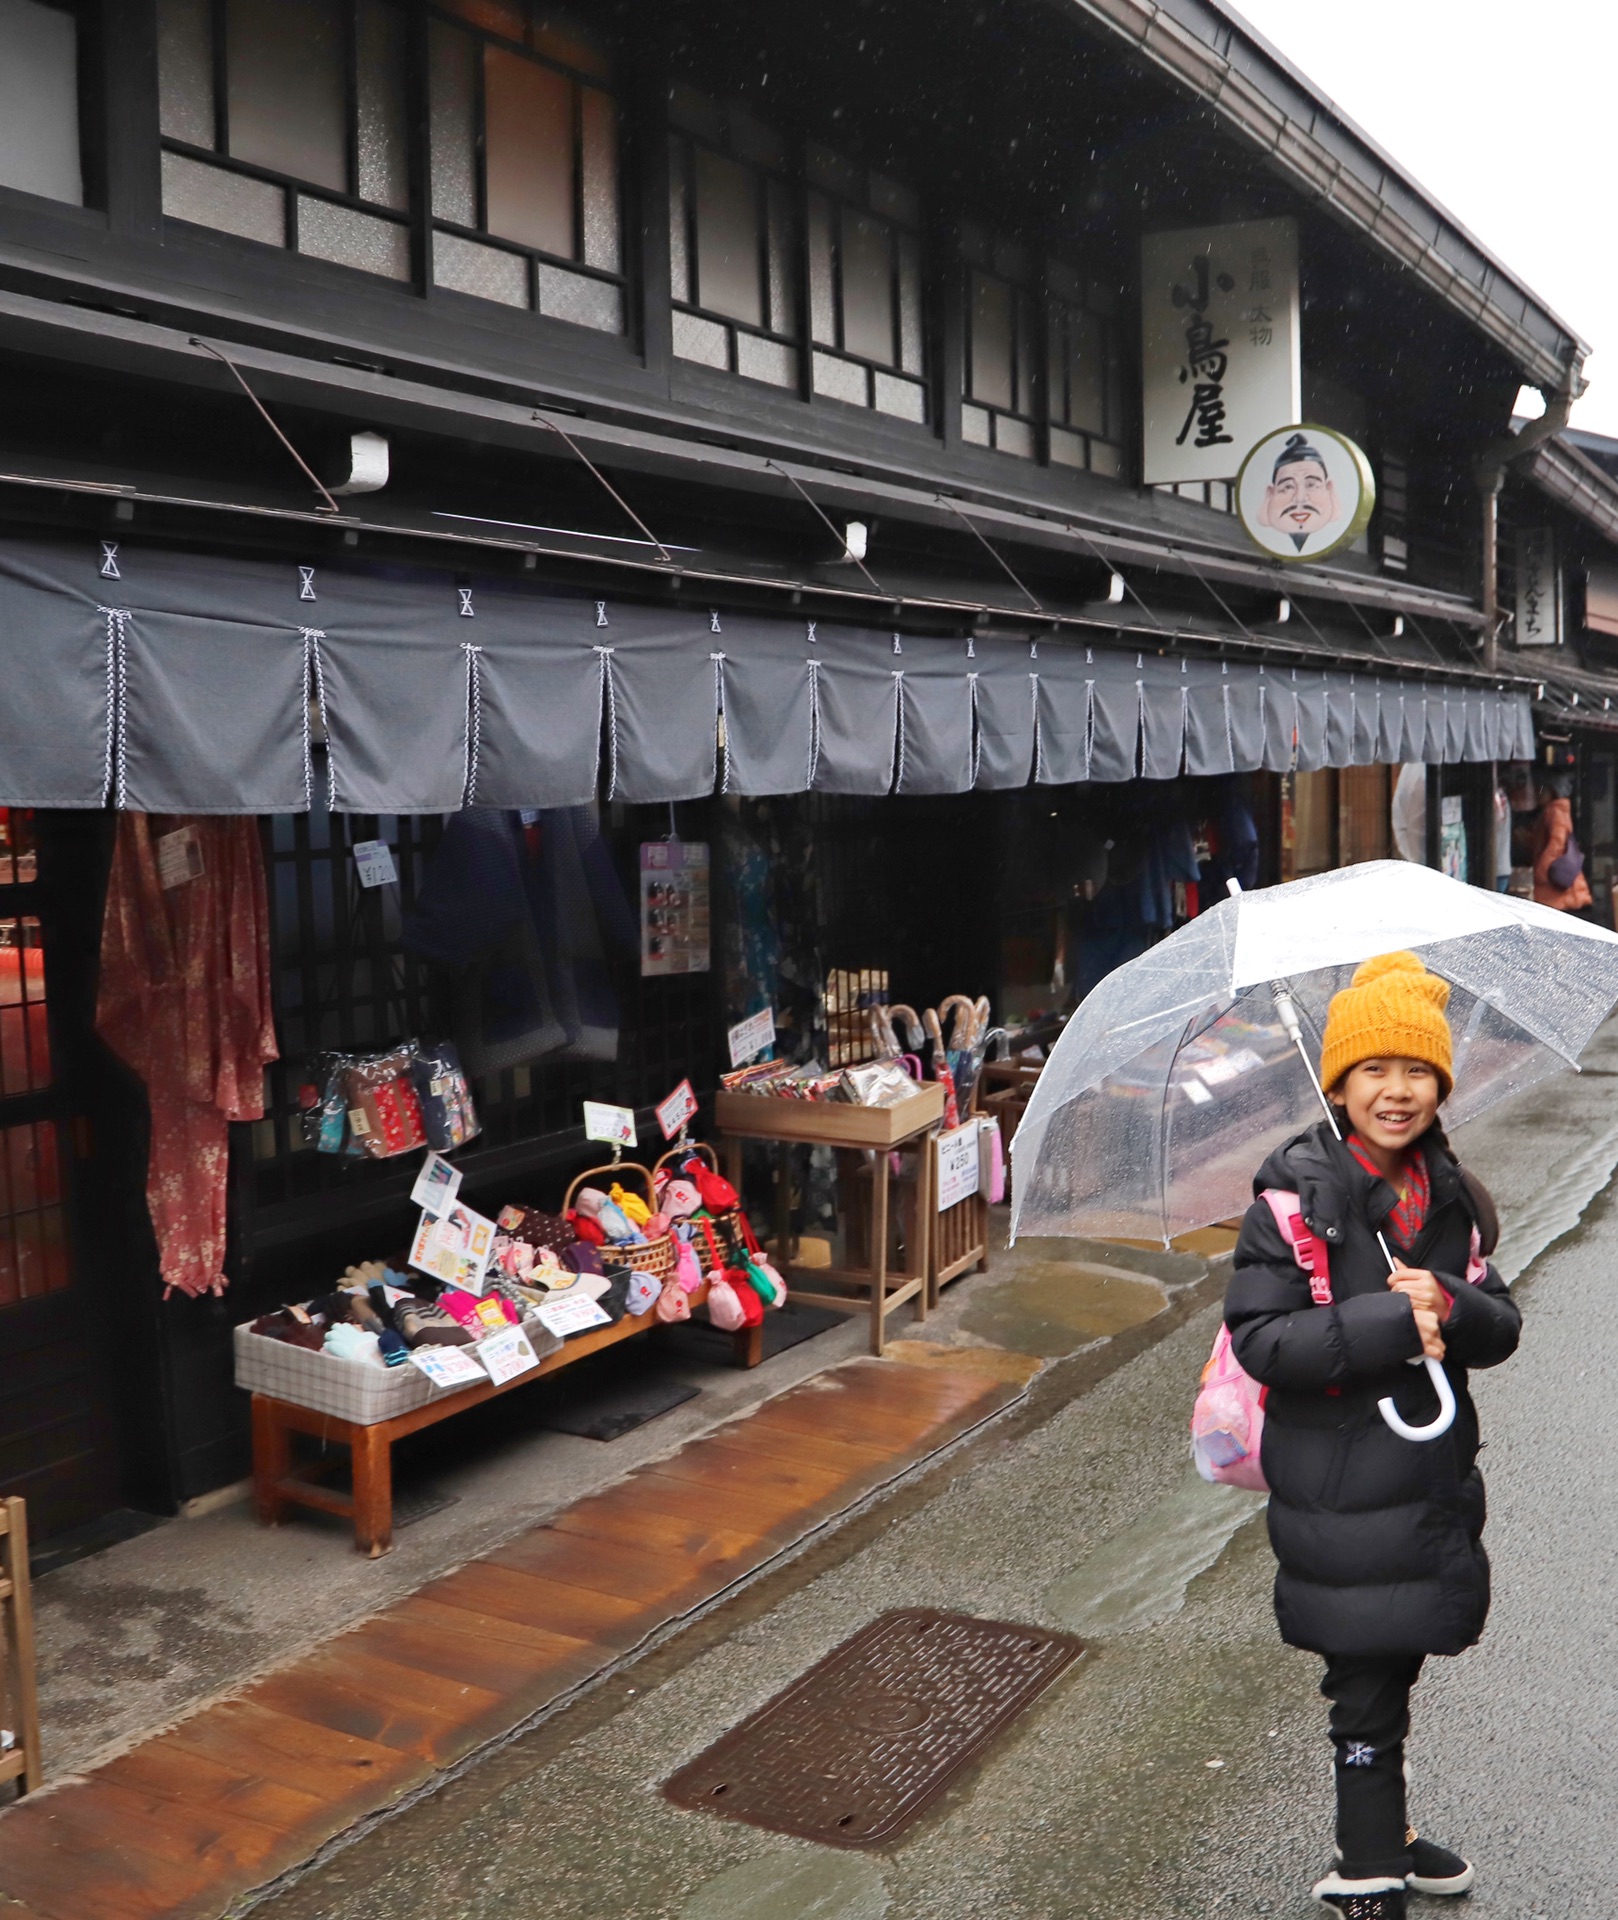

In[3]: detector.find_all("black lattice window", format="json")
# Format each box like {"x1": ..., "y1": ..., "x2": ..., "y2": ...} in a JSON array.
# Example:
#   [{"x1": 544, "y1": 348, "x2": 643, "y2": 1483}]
[{"x1": 251, "y1": 803, "x2": 721, "y2": 1215}]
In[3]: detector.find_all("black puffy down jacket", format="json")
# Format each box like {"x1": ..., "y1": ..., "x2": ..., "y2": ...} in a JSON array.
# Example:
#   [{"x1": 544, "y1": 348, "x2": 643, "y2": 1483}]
[{"x1": 1224, "y1": 1119, "x2": 1521, "y2": 1658}]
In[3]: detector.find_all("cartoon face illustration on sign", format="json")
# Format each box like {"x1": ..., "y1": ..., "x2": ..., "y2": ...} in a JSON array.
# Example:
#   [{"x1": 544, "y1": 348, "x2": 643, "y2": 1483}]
[
  {"x1": 1236, "y1": 423, "x2": 1376, "y2": 564},
  {"x1": 1259, "y1": 433, "x2": 1340, "y2": 551}
]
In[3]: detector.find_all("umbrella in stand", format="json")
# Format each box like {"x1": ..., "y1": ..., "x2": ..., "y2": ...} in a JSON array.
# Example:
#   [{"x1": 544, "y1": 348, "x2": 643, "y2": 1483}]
[{"x1": 1009, "y1": 859, "x2": 1618, "y2": 1441}]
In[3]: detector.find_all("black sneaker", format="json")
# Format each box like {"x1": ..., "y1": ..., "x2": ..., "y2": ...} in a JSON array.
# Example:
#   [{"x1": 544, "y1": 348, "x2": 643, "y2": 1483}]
[
  {"x1": 1311, "y1": 1873, "x2": 1407, "y2": 1917},
  {"x1": 1407, "y1": 1834, "x2": 1475, "y2": 1896}
]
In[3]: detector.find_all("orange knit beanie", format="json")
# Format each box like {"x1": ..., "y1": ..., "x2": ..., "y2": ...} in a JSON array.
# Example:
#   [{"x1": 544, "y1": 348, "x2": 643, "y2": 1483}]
[{"x1": 1319, "y1": 950, "x2": 1453, "y2": 1098}]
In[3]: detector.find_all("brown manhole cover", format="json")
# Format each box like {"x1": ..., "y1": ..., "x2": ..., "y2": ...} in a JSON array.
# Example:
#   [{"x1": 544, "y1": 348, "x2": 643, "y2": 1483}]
[{"x1": 664, "y1": 1608, "x2": 1083, "y2": 1847}]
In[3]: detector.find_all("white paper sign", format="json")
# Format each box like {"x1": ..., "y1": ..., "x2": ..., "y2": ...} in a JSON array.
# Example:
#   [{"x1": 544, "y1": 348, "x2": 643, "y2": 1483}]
[
  {"x1": 477, "y1": 1324, "x2": 541, "y2": 1385},
  {"x1": 937, "y1": 1124, "x2": 981, "y2": 1211},
  {"x1": 656, "y1": 1079, "x2": 699, "y2": 1140},
  {"x1": 353, "y1": 839, "x2": 398, "y2": 888},
  {"x1": 728, "y1": 1007, "x2": 776, "y2": 1068},
  {"x1": 408, "y1": 1201, "x2": 497, "y2": 1290},
  {"x1": 1515, "y1": 526, "x2": 1561, "y2": 647},
  {"x1": 409, "y1": 1345, "x2": 486, "y2": 1390},
  {"x1": 536, "y1": 1291, "x2": 613, "y2": 1338},
  {"x1": 1141, "y1": 217, "x2": 1301, "y2": 486},
  {"x1": 156, "y1": 825, "x2": 205, "y2": 889},
  {"x1": 410, "y1": 1150, "x2": 463, "y2": 1214},
  {"x1": 583, "y1": 1101, "x2": 637, "y2": 1147}
]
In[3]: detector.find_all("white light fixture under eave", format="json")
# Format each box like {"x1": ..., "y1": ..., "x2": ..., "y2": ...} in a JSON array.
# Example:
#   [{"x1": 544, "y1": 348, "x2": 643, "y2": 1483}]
[
  {"x1": 332, "y1": 431, "x2": 389, "y2": 496},
  {"x1": 842, "y1": 520, "x2": 869, "y2": 564},
  {"x1": 1107, "y1": 571, "x2": 1125, "y2": 604}
]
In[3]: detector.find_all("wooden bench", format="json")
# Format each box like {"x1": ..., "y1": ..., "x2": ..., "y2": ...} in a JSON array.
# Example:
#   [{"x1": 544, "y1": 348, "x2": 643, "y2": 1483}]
[
  {"x1": 252, "y1": 1280, "x2": 761, "y2": 1557},
  {"x1": 0, "y1": 1496, "x2": 42, "y2": 1797}
]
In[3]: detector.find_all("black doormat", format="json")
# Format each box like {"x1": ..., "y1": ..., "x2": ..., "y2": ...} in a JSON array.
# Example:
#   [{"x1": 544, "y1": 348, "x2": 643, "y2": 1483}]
[
  {"x1": 538, "y1": 1353, "x2": 701, "y2": 1442},
  {"x1": 665, "y1": 1608, "x2": 1084, "y2": 1847},
  {"x1": 662, "y1": 1301, "x2": 847, "y2": 1368}
]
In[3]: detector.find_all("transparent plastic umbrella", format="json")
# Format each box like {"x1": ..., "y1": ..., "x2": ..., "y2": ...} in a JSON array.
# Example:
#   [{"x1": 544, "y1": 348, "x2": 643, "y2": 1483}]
[{"x1": 1009, "y1": 860, "x2": 1618, "y2": 1440}]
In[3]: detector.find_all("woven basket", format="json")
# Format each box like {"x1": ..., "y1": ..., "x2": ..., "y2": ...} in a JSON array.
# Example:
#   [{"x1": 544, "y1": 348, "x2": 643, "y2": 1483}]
[{"x1": 565, "y1": 1161, "x2": 677, "y2": 1283}]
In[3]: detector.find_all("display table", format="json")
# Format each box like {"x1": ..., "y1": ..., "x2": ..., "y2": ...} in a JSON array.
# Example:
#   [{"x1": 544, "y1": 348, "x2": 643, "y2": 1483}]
[
  {"x1": 250, "y1": 1279, "x2": 760, "y2": 1557},
  {"x1": 715, "y1": 1082, "x2": 945, "y2": 1356}
]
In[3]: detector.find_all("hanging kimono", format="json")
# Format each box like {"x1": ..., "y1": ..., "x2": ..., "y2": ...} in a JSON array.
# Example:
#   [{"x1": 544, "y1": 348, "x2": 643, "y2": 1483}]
[{"x1": 96, "y1": 815, "x2": 277, "y2": 1299}]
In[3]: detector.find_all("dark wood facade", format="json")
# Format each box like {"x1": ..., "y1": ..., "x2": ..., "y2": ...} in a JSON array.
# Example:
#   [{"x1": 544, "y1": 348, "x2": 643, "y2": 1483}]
[{"x1": 0, "y1": 0, "x2": 1588, "y2": 1535}]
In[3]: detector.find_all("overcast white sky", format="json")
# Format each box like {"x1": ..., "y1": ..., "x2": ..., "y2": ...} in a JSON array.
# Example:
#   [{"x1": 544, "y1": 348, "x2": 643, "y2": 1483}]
[{"x1": 1229, "y1": 0, "x2": 1618, "y2": 439}]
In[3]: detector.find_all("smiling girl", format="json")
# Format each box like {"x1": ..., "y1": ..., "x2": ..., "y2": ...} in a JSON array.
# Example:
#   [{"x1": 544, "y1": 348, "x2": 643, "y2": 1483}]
[{"x1": 1224, "y1": 952, "x2": 1522, "y2": 1918}]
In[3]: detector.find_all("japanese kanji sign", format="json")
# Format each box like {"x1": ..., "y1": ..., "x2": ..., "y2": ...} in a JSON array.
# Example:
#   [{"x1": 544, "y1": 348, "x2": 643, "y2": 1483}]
[{"x1": 1141, "y1": 217, "x2": 1301, "y2": 487}]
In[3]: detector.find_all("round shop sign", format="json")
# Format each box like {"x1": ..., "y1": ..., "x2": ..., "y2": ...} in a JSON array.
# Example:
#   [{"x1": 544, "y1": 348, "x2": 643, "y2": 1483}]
[{"x1": 1235, "y1": 423, "x2": 1376, "y2": 563}]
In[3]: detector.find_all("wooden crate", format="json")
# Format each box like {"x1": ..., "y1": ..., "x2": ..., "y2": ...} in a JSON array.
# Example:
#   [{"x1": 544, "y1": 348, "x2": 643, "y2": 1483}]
[
  {"x1": 0, "y1": 1496, "x2": 42, "y2": 1796},
  {"x1": 715, "y1": 1081, "x2": 945, "y2": 1148}
]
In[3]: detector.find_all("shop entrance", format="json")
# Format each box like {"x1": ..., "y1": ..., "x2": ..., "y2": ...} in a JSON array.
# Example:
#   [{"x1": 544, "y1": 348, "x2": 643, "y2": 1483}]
[{"x1": 0, "y1": 811, "x2": 124, "y2": 1542}]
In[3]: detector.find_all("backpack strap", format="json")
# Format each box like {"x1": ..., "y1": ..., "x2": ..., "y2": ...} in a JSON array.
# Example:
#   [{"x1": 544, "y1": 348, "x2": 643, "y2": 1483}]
[{"x1": 1260, "y1": 1188, "x2": 1332, "y2": 1306}]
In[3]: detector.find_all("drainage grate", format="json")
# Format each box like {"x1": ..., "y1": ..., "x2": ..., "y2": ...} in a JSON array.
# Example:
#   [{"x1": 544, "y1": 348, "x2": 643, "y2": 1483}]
[{"x1": 664, "y1": 1608, "x2": 1083, "y2": 1847}]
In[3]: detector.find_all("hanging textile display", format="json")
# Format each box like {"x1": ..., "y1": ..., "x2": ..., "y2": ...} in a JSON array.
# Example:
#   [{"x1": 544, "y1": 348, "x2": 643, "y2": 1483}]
[
  {"x1": 0, "y1": 533, "x2": 1535, "y2": 813},
  {"x1": 95, "y1": 814, "x2": 278, "y2": 1299}
]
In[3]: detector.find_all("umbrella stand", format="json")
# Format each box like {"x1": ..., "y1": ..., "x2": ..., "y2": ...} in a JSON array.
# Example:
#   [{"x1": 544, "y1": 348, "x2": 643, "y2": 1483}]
[{"x1": 1272, "y1": 985, "x2": 1457, "y2": 1445}]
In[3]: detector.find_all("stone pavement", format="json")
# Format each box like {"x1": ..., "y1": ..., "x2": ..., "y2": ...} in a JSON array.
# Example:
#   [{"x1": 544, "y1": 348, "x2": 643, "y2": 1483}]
[{"x1": 240, "y1": 1041, "x2": 1618, "y2": 1920}]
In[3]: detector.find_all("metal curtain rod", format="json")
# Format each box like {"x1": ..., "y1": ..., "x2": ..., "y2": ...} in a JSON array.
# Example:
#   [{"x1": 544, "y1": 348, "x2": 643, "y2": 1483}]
[
  {"x1": 933, "y1": 492, "x2": 1043, "y2": 614},
  {"x1": 765, "y1": 460, "x2": 890, "y2": 600},
  {"x1": 530, "y1": 411, "x2": 675, "y2": 565},
  {"x1": 188, "y1": 336, "x2": 342, "y2": 515}
]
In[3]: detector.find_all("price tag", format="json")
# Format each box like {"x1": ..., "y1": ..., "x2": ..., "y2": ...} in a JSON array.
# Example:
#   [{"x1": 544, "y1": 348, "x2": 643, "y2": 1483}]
[
  {"x1": 727, "y1": 1007, "x2": 776, "y2": 1068},
  {"x1": 156, "y1": 825, "x2": 204, "y2": 889},
  {"x1": 656, "y1": 1079, "x2": 699, "y2": 1141},
  {"x1": 408, "y1": 1346, "x2": 486, "y2": 1390},
  {"x1": 936, "y1": 1124, "x2": 981, "y2": 1211},
  {"x1": 353, "y1": 839, "x2": 398, "y2": 888},
  {"x1": 583, "y1": 1101, "x2": 637, "y2": 1148},
  {"x1": 410, "y1": 1150, "x2": 462, "y2": 1214},
  {"x1": 536, "y1": 1291, "x2": 612, "y2": 1338},
  {"x1": 476, "y1": 1324, "x2": 541, "y2": 1385}
]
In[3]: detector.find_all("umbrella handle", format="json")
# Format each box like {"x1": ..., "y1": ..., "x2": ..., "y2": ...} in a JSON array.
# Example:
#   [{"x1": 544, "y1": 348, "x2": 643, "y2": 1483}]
[{"x1": 1377, "y1": 1357, "x2": 1457, "y2": 1442}]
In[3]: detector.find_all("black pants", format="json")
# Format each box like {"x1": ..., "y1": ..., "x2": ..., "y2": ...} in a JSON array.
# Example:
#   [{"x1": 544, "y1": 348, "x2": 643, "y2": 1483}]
[{"x1": 1319, "y1": 1654, "x2": 1425, "y2": 1880}]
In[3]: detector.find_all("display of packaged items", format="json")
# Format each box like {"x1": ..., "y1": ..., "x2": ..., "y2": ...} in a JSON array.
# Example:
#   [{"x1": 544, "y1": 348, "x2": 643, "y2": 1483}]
[
  {"x1": 411, "y1": 1040, "x2": 480, "y2": 1150},
  {"x1": 341, "y1": 1046, "x2": 427, "y2": 1158}
]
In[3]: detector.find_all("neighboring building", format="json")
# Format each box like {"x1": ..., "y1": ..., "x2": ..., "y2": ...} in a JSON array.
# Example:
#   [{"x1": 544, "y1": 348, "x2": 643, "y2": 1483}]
[
  {"x1": 0, "y1": 0, "x2": 1588, "y2": 1541},
  {"x1": 1496, "y1": 426, "x2": 1618, "y2": 913}
]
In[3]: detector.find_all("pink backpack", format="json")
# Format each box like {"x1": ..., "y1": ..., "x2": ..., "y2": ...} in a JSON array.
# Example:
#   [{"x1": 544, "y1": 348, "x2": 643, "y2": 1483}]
[{"x1": 1192, "y1": 1191, "x2": 1487, "y2": 1491}]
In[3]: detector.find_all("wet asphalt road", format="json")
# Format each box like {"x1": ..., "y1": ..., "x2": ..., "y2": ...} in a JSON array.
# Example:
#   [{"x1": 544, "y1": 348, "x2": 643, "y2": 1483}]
[{"x1": 254, "y1": 1060, "x2": 1618, "y2": 1920}]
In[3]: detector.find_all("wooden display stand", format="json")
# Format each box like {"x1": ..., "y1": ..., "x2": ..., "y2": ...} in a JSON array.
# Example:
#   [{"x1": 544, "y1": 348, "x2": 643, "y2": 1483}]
[
  {"x1": 0, "y1": 1496, "x2": 42, "y2": 1797},
  {"x1": 930, "y1": 1140, "x2": 990, "y2": 1306},
  {"x1": 252, "y1": 1280, "x2": 761, "y2": 1557},
  {"x1": 715, "y1": 1083, "x2": 945, "y2": 1356}
]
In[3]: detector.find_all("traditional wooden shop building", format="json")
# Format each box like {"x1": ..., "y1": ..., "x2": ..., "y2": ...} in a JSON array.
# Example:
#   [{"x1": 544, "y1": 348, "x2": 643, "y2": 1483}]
[{"x1": 0, "y1": 0, "x2": 1588, "y2": 1545}]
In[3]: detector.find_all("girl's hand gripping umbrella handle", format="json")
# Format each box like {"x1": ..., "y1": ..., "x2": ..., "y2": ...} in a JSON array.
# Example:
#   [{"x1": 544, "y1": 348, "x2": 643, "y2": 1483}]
[{"x1": 1272, "y1": 983, "x2": 1459, "y2": 1446}]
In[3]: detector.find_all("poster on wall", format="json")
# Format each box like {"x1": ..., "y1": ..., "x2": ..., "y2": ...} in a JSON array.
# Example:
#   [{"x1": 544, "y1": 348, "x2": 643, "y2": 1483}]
[
  {"x1": 640, "y1": 841, "x2": 710, "y2": 976},
  {"x1": 1235, "y1": 423, "x2": 1376, "y2": 564},
  {"x1": 1514, "y1": 527, "x2": 1561, "y2": 646},
  {"x1": 1440, "y1": 795, "x2": 1467, "y2": 881},
  {"x1": 1141, "y1": 216, "x2": 1301, "y2": 487}
]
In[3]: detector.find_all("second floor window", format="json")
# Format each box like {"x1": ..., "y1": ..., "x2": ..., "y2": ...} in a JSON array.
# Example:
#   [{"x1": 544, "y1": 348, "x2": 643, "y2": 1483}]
[
  {"x1": 0, "y1": 0, "x2": 83, "y2": 208},
  {"x1": 1046, "y1": 263, "x2": 1124, "y2": 477},
  {"x1": 806, "y1": 144, "x2": 926, "y2": 423},
  {"x1": 157, "y1": 0, "x2": 411, "y2": 278},
  {"x1": 428, "y1": 2, "x2": 622, "y2": 333},
  {"x1": 669, "y1": 88, "x2": 799, "y2": 390},
  {"x1": 961, "y1": 233, "x2": 1038, "y2": 459}
]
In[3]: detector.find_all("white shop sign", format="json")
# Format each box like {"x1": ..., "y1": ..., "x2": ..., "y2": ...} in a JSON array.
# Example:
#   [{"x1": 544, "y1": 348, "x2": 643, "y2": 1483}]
[
  {"x1": 937, "y1": 1124, "x2": 981, "y2": 1212},
  {"x1": 1141, "y1": 217, "x2": 1301, "y2": 487}
]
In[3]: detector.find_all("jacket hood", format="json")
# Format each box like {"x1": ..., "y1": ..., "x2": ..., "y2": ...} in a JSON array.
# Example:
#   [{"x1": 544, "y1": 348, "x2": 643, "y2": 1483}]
[{"x1": 1252, "y1": 1115, "x2": 1463, "y2": 1248}]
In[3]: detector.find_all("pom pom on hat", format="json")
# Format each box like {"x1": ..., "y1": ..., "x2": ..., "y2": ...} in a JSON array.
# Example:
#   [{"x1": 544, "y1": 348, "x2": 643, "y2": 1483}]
[{"x1": 1320, "y1": 949, "x2": 1454, "y2": 1097}]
